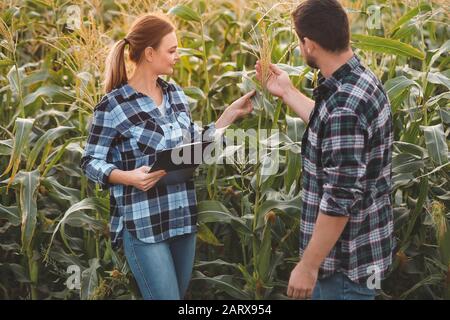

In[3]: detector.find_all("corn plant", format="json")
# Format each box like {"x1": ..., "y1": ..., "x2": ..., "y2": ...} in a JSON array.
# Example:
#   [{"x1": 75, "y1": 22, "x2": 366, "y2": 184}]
[{"x1": 0, "y1": 0, "x2": 448, "y2": 300}]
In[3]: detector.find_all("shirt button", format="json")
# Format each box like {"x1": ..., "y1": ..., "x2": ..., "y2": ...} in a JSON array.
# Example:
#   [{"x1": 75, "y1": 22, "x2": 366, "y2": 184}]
[{"x1": 169, "y1": 125, "x2": 173, "y2": 129}]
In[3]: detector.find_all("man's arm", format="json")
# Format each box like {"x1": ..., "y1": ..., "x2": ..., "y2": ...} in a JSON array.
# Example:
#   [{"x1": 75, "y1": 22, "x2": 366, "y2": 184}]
[
  {"x1": 288, "y1": 108, "x2": 367, "y2": 299},
  {"x1": 287, "y1": 212, "x2": 348, "y2": 299},
  {"x1": 281, "y1": 84, "x2": 315, "y2": 125},
  {"x1": 255, "y1": 62, "x2": 315, "y2": 124},
  {"x1": 301, "y1": 108, "x2": 367, "y2": 271},
  {"x1": 300, "y1": 212, "x2": 349, "y2": 270}
]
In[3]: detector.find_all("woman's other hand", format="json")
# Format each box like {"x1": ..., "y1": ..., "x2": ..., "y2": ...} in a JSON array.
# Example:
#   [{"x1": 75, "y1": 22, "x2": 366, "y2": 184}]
[{"x1": 127, "y1": 166, "x2": 167, "y2": 191}]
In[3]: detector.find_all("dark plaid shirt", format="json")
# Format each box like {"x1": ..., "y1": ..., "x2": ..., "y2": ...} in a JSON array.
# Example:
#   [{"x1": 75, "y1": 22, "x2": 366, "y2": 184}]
[
  {"x1": 80, "y1": 78, "x2": 215, "y2": 248},
  {"x1": 300, "y1": 55, "x2": 395, "y2": 284}
]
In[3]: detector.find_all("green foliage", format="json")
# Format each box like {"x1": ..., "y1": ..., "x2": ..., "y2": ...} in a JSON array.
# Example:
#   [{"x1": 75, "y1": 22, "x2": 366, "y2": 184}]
[{"x1": 0, "y1": 0, "x2": 448, "y2": 300}]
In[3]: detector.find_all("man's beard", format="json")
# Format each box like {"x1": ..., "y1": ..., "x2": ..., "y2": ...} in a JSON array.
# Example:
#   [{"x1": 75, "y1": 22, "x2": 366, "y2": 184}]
[{"x1": 305, "y1": 54, "x2": 319, "y2": 69}]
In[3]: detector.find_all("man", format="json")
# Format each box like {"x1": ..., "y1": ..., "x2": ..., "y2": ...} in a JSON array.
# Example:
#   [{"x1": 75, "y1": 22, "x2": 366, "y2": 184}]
[{"x1": 255, "y1": 0, "x2": 394, "y2": 300}]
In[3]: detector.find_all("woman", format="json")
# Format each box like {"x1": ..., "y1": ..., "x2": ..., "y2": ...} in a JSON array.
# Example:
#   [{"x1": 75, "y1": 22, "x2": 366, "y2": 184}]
[{"x1": 80, "y1": 13, "x2": 254, "y2": 300}]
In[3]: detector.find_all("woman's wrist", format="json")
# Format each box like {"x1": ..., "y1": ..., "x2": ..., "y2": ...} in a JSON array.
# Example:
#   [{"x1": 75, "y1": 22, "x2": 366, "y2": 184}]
[
  {"x1": 216, "y1": 107, "x2": 238, "y2": 129},
  {"x1": 109, "y1": 168, "x2": 132, "y2": 186}
]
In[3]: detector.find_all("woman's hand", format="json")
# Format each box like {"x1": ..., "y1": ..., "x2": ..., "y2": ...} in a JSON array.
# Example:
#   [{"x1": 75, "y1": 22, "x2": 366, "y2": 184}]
[
  {"x1": 228, "y1": 90, "x2": 256, "y2": 118},
  {"x1": 216, "y1": 90, "x2": 255, "y2": 129},
  {"x1": 127, "y1": 166, "x2": 166, "y2": 191}
]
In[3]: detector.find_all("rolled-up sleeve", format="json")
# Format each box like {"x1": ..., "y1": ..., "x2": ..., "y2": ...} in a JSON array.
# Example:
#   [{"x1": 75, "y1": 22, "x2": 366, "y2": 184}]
[
  {"x1": 80, "y1": 99, "x2": 119, "y2": 189},
  {"x1": 319, "y1": 108, "x2": 367, "y2": 217}
]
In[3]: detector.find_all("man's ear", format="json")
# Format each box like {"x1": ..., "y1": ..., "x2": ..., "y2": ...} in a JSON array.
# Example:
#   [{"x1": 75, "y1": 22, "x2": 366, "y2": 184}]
[
  {"x1": 303, "y1": 37, "x2": 316, "y2": 54},
  {"x1": 144, "y1": 47, "x2": 154, "y2": 63}
]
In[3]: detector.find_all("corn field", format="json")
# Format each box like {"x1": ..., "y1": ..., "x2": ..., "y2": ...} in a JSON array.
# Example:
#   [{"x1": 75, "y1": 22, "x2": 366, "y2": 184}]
[{"x1": 0, "y1": 0, "x2": 449, "y2": 300}]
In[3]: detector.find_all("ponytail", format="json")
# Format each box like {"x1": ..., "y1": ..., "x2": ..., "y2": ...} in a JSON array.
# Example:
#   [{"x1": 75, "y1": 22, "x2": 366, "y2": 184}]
[{"x1": 104, "y1": 39, "x2": 128, "y2": 93}]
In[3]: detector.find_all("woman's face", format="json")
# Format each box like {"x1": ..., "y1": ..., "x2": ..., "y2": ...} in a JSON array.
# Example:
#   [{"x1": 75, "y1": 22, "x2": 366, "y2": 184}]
[{"x1": 147, "y1": 31, "x2": 180, "y2": 75}]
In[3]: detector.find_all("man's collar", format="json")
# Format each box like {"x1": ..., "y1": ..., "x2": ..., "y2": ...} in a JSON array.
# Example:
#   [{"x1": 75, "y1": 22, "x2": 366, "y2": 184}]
[{"x1": 313, "y1": 54, "x2": 361, "y2": 100}]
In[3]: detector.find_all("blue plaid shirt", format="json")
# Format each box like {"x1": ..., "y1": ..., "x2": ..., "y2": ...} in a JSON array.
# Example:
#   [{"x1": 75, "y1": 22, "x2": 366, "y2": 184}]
[
  {"x1": 80, "y1": 78, "x2": 216, "y2": 248},
  {"x1": 300, "y1": 55, "x2": 395, "y2": 284}
]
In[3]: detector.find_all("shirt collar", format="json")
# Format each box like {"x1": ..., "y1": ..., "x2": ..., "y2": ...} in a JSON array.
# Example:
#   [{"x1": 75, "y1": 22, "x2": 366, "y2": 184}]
[{"x1": 313, "y1": 54, "x2": 362, "y2": 100}]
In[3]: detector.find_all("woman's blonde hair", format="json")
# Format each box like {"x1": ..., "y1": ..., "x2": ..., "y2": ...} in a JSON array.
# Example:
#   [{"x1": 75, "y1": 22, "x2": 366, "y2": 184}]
[{"x1": 104, "y1": 13, "x2": 175, "y2": 93}]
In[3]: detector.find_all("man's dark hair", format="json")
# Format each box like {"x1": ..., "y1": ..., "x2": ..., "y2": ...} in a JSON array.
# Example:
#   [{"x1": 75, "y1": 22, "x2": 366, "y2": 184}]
[{"x1": 292, "y1": 0, "x2": 350, "y2": 52}]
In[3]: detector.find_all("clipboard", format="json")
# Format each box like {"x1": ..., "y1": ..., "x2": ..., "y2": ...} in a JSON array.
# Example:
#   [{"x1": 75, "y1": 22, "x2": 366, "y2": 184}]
[{"x1": 148, "y1": 140, "x2": 214, "y2": 186}]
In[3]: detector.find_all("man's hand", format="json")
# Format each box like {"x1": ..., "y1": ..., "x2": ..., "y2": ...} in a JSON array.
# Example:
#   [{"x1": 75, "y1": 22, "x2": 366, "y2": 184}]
[
  {"x1": 254, "y1": 60, "x2": 315, "y2": 124},
  {"x1": 286, "y1": 213, "x2": 349, "y2": 299},
  {"x1": 255, "y1": 61, "x2": 294, "y2": 99},
  {"x1": 287, "y1": 261, "x2": 319, "y2": 300}
]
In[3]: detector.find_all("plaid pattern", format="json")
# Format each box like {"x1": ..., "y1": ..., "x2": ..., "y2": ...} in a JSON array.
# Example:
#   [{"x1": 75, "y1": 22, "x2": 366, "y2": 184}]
[
  {"x1": 80, "y1": 78, "x2": 216, "y2": 248},
  {"x1": 300, "y1": 55, "x2": 395, "y2": 284}
]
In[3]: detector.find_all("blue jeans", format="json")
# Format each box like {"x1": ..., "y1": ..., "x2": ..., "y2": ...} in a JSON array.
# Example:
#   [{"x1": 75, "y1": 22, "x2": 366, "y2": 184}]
[
  {"x1": 123, "y1": 228, "x2": 197, "y2": 300},
  {"x1": 312, "y1": 272, "x2": 376, "y2": 300}
]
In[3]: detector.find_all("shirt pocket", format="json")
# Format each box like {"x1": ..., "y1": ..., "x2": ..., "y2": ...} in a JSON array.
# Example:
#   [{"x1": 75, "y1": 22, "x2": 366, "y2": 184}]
[
  {"x1": 128, "y1": 118, "x2": 166, "y2": 156},
  {"x1": 160, "y1": 111, "x2": 189, "y2": 147}
]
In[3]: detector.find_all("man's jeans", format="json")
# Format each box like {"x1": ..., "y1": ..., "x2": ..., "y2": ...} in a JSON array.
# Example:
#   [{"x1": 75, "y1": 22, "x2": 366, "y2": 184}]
[
  {"x1": 312, "y1": 272, "x2": 376, "y2": 300},
  {"x1": 123, "y1": 228, "x2": 196, "y2": 300}
]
